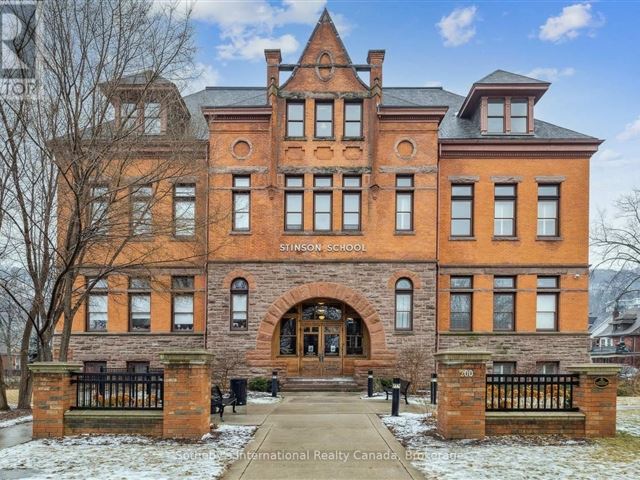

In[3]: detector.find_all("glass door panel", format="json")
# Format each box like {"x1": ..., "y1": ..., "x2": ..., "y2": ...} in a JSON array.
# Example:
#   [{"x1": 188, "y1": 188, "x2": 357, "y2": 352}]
[{"x1": 303, "y1": 326, "x2": 319, "y2": 356}]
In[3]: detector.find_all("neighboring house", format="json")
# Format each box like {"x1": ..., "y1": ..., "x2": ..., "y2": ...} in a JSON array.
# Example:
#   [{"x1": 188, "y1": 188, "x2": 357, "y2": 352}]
[
  {"x1": 591, "y1": 310, "x2": 640, "y2": 367},
  {"x1": 0, "y1": 346, "x2": 20, "y2": 376},
  {"x1": 55, "y1": 10, "x2": 601, "y2": 381}
]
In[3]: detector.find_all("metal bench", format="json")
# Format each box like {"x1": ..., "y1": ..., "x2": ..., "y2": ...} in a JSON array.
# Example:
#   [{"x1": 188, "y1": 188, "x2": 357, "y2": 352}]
[
  {"x1": 211, "y1": 385, "x2": 237, "y2": 419},
  {"x1": 384, "y1": 379, "x2": 411, "y2": 405}
]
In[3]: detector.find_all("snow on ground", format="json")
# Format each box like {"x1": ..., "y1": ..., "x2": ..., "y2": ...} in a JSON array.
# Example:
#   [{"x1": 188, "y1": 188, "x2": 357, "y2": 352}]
[
  {"x1": 0, "y1": 414, "x2": 32, "y2": 428},
  {"x1": 0, "y1": 425, "x2": 256, "y2": 480},
  {"x1": 381, "y1": 405, "x2": 640, "y2": 480},
  {"x1": 247, "y1": 391, "x2": 282, "y2": 405}
]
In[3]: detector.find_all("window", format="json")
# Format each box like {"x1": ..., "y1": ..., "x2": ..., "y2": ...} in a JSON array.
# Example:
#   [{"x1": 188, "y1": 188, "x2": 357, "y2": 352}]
[
  {"x1": 144, "y1": 103, "x2": 161, "y2": 135},
  {"x1": 285, "y1": 176, "x2": 304, "y2": 231},
  {"x1": 536, "y1": 362, "x2": 559, "y2": 374},
  {"x1": 172, "y1": 276, "x2": 194, "y2": 331},
  {"x1": 174, "y1": 184, "x2": 196, "y2": 237},
  {"x1": 451, "y1": 184, "x2": 473, "y2": 237},
  {"x1": 313, "y1": 175, "x2": 332, "y2": 231},
  {"x1": 315, "y1": 101, "x2": 333, "y2": 138},
  {"x1": 487, "y1": 98, "x2": 505, "y2": 133},
  {"x1": 342, "y1": 176, "x2": 361, "y2": 231},
  {"x1": 279, "y1": 317, "x2": 297, "y2": 355},
  {"x1": 121, "y1": 103, "x2": 138, "y2": 131},
  {"x1": 84, "y1": 361, "x2": 107, "y2": 373},
  {"x1": 510, "y1": 99, "x2": 528, "y2": 134},
  {"x1": 131, "y1": 184, "x2": 153, "y2": 236},
  {"x1": 127, "y1": 361, "x2": 150, "y2": 373},
  {"x1": 232, "y1": 176, "x2": 250, "y2": 232},
  {"x1": 493, "y1": 276, "x2": 515, "y2": 331},
  {"x1": 90, "y1": 185, "x2": 109, "y2": 235},
  {"x1": 344, "y1": 102, "x2": 362, "y2": 138},
  {"x1": 395, "y1": 175, "x2": 414, "y2": 231},
  {"x1": 287, "y1": 102, "x2": 304, "y2": 138},
  {"x1": 536, "y1": 276, "x2": 559, "y2": 331},
  {"x1": 346, "y1": 316, "x2": 364, "y2": 355},
  {"x1": 493, "y1": 362, "x2": 516, "y2": 374},
  {"x1": 450, "y1": 276, "x2": 472, "y2": 331},
  {"x1": 129, "y1": 278, "x2": 151, "y2": 332},
  {"x1": 230, "y1": 278, "x2": 248, "y2": 330},
  {"x1": 87, "y1": 277, "x2": 108, "y2": 332},
  {"x1": 537, "y1": 184, "x2": 559, "y2": 237},
  {"x1": 494, "y1": 184, "x2": 516, "y2": 237},
  {"x1": 395, "y1": 278, "x2": 413, "y2": 330}
]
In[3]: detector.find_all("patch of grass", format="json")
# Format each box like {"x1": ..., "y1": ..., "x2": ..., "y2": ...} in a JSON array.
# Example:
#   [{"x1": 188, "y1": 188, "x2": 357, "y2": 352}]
[{"x1": 593, "y1": 432, "x2": 640, "y2": 462}]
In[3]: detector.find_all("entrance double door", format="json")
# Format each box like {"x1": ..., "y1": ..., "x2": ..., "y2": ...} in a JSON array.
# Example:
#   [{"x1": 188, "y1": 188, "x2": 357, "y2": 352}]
[{"x1": 300, "y1": 322, "x2": 342, "y2": 376}]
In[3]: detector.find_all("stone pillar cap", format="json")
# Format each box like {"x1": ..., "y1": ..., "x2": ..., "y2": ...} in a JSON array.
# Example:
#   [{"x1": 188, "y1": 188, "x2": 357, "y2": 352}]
[
  {"x1": 435, "y1": 350, "x2": 492, "y2": 364},
  {"x1": 566, "y1": 364, "x2": 623, "y2": 376},
  {"x1": 28, "y1": 362, "x2": 83, "y2": 373},
  {"x1": 160, "y1": 350, "x2": 214, "y2": 365}
]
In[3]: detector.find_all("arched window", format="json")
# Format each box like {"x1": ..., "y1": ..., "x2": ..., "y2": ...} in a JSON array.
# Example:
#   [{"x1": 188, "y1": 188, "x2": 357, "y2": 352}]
[
  {"x1": 395, "y1": 278, "x2": 413, "y2": 330},
  {"x1": 230, "y1": 278, "x2": 248, "y2": 330}
]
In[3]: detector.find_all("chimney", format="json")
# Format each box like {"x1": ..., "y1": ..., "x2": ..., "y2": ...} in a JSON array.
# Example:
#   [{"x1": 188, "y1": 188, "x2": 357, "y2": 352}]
[
  {"x1": 367, "y1": 49, "x2": 385, "y2": 95},
  {"x1": 265, "y1": 49, "x2": 281, "y2": 94}
]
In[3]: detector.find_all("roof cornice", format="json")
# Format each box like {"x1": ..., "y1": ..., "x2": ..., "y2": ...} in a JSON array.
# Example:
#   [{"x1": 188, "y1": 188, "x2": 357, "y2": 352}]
[
  {"x1": 201, "y1": 106, "x2": 272, "y2": 123},
  {"x1": 378, "y1": 105, "x2": 448, "y2": 124},
  {"x1": 440, "y1": 138, "x2": 602, "y2": 158}
]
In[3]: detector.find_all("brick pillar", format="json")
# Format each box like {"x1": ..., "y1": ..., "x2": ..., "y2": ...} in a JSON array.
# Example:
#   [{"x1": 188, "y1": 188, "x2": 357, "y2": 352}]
[
  {"x1": 29, "y1": 362, "x2": 82, "y2": 438},
  {"x1": 567, "y1": 363, "x2": 622, "y2": 438},
  {"x1": 435, "y1": 350, "x2": 492, "y2": 440},
  {"x1": 160, "y1": 350, "x2": 213, "y2": 440}
]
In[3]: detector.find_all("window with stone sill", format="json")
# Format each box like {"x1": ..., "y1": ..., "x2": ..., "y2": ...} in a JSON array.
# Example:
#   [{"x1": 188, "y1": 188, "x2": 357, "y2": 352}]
[
  {"x1": 230, "y1": 278, "x2": 249, "y2": 331},
  {"x1": 86, "y1": 277, "x2": 108, "y2": 332},
  {"x1": 172, "y1": 276, "x2": 194, "y2": 332}
]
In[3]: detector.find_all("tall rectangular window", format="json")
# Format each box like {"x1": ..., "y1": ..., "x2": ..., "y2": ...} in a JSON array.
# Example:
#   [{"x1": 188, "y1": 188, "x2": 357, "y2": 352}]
[
  {"x1": 285, "y1": 175, "x2": 304, "y2": 231},
  {"x1": 344, "y1": 102, "x2": 362, "y2": 138},
  {"x1": 493, "y1": 276, "x2": 515, "y2": 331},
  {"x1": 90, "y1": 185, "x2": 109, "y2": 235},
  {"x1": 536, "y1": 276, "x2": 558, "y2": 331},
  {"x1": 121, "y1": 103, "x2": 138, "y2": 131},
  {"x1": 131, "y1": 184, "x2": 153, "y2": 236},
  {"x1": 450, "y1": 276, "x2": 472, "y2": 331},
  {"x1": 510, "y1": 98, "x2": 528, "y2": 133},
  {"x1": 286, "y1": 101, "x2": 304, "y2": 138},
  {"x1": 315, "y1": 101, "x2": 333, "y2": 138},
  {"x1": 87, "y1": 277, "x2": 108, "y2": 332},
  {"x1": 395, "y1": 175, "x2": 414, "y2": 231},
  {"x1": 342, "y1": 176, "x2": 361, "y2": 231},
  {"x1": 174, "y1": 184, "x2": 196, "y2": 237},
  {"x1": 313, "y1": 175, "x2": 332, "y2": 231},
  {"x1": 172, "y1": 276, "x2": 194, "y2": 332},
  {"x1": 494, "y1": 184, "x2": 516, "y2": 237},
  {"x1": 144, "y1": 103, "x2": 161, "y2": 135},
  {"x1": 537, "y1": 184, "x2": 559, "y2": 237},
  {"x1": 129, "y1": 278, "x2": 151, "y2": 331},
  {"x1": 232, "y1": 175, "x2": 250, "y2": 232},
  {"x1": 487, "y1": 98, "x2": 505, "y2": 133},
  {"x1": 451, "y1": 184, "x2": 473, "y2": 237}
]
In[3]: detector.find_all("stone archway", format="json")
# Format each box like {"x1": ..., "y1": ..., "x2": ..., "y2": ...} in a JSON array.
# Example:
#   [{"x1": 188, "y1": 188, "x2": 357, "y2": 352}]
[{"x1": 246, "y1": 282, "x2": 392, "y2": 366}]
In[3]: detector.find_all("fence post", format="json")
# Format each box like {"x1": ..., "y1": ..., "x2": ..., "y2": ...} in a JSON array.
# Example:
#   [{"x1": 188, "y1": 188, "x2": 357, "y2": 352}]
[
  {"x1": 29, "y1": 362, "x2": 82, "y2": 438},
  {"x1": 367, "y1": 370, "x2": 374, "y2": 398},
  {"x1": 391, "y1": 377, "x2": 400, "y2": 416},
  {"x1": 566, "y1": 363, "x2": 622, "y2": 438},
  {"x1": 434, "y1": 350, "x2": 491, "y2": 440},
  {"x1": 271, "y1": 370, "x2": 278, "y2": 397},
  {"x1": 160, "y1": 350, "x2": 213, "y2": 440},
  {"x1": 430, "y1": 373, "x2": 437, "y2": 405}
]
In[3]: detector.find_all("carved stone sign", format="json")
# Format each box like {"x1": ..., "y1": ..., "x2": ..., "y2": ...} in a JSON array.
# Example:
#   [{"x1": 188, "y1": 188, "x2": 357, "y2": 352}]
[
  {"x1": 279, "y1": 243, "x2": 367, "y2": 253},
  {"x1": 594, "y1": 377, "x2": 610, "y2": 389}
]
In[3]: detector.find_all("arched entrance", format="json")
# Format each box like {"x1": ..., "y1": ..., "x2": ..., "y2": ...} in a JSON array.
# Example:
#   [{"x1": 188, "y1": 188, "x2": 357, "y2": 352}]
[{"x1": 274, "y1": 299, "x2": 370, "y2": 376}]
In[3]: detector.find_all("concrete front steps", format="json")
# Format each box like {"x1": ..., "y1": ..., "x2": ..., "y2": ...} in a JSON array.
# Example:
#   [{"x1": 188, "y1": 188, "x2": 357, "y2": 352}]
[{"x1": 281, "y1": 376, "x2": 360, "y2": 392}]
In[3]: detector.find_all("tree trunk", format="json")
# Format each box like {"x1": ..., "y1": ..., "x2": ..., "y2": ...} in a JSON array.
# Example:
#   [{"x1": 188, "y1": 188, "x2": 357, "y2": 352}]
[
  {"x1": 17, "y1": 320, "x2": 33, "y2": 410},
  {"x1": 0, "y1": 356, "x2": 9, "y2": 411},
  {"x1": 57, "y1": 282, "x2": 74, "y2": 361}
]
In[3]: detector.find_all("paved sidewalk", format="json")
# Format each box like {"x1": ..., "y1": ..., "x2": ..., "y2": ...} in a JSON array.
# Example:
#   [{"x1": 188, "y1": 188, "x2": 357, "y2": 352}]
[{"x1": 222, "y1": 392, "x2": 427, "y2": 480}]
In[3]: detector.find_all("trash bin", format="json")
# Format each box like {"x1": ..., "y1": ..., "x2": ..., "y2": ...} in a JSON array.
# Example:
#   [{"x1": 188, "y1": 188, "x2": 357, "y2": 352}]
[{"x1": 230, "y1": 378, "x2": 248, "y2": 406}]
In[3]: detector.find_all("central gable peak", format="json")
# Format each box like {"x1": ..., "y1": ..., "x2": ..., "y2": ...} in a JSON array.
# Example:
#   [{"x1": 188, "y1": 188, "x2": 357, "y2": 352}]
[{"x1": 297, "y1": 8, "x2": 353, "y2": 66}]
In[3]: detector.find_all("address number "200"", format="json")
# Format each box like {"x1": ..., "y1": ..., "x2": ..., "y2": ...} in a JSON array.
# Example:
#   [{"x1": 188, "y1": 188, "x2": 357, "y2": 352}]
[{"x1": 459, "y1": 369, "x2": 474, "y2": 377}]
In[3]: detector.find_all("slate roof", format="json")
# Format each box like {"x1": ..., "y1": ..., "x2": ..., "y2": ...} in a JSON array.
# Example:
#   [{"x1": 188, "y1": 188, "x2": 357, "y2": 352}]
[
  {"x1": 475, "y1": 69, "x2": 550, "y2": 85},
  {"x1": 181, "y1": 84, "x2": 597, "y2": 142},
  {"x1": 610, "y1": 310, "x2": 640, "y2": 336}
]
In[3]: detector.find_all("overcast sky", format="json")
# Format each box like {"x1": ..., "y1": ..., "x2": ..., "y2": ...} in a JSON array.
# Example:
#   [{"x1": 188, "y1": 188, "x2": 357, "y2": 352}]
[{"x1": 181, "y1": 0, "x2": 640, "y2": 231}]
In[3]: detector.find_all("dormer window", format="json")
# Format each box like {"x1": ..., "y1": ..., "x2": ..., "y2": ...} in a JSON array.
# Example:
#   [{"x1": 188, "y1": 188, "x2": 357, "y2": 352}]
[
  {"x1": 144, "y1": 103, "x2": 161, "y2": 135},
  {"x1": 120, "y1": 102, "x2": 162, "y2": 134},
  {"x1": 122, "y1": 103, "x2": 138, "y2": 130},
  {"x1": 487, "y1": 99, "x2": 505, "y2": 133},
  {"x1": 510, "y1": 98, "x2": 528, "y2": 134}
]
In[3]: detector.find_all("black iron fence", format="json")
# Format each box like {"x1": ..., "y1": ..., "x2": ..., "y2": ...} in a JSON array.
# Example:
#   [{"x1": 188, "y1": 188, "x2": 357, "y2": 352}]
[
  {"x1": 486, "y1": 373, "x2": 579, "y2": 412},
  {"x1": 71, "y1": 371, "x2": 164, "y2": 410}
]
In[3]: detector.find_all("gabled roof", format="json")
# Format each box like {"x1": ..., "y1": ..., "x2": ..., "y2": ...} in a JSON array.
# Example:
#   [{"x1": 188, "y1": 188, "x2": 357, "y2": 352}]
[
  {"x1": 295, "y1": 8, "x2": 353, "y2": 66},
  {"x1": 476, "y1": 69, "x2": 550, "y2": 85}
]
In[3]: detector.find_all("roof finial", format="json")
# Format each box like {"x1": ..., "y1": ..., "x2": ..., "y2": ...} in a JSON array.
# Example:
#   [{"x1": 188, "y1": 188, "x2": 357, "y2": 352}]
[{"x1": 319, "y1": 7, "x2": 332, "y2": 23}]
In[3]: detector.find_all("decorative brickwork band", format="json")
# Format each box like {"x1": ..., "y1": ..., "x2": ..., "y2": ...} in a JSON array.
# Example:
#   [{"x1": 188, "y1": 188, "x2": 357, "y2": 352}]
[
  {"x1": 160, "y1": 350, "x2": 214, "y2": 440},
  {"x1": 566, "y1": 363, "x2": 622, "y2": 438},
  {"x1": 435, "y1": 350, "x2": 492, "y2": 440},
  {"x1": 29, "y1": 362, "x2": 83, "y2": 438}
]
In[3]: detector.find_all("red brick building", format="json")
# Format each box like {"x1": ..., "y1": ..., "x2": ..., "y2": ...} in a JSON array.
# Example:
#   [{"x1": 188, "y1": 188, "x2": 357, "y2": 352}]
[{"x1": 61, "y1": 10, "x2": 601, "y2": 383}]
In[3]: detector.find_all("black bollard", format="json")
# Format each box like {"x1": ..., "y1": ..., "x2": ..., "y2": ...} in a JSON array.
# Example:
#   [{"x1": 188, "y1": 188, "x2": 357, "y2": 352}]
[
  {"x1": 367, "y1": 370, "x2": 374, "y2": 398},
  {"x1": 392, "y1": 377, "x2": 400, "y2": 416},
  {"x1": 430, "y1": 373, "x2": 437, "y2": 405},
  {"x1": 271, "y1": 370, "x2": 278, "y2": 397}
]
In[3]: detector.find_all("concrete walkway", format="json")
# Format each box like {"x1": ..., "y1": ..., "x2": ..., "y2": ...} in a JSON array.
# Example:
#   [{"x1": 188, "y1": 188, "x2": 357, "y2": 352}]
[
  {"x1": 222, "y1": 392, "x2": 427, "y2": 480},
  {"x1": 0, "y1": 422, "x2": 32, "y2": 449}
]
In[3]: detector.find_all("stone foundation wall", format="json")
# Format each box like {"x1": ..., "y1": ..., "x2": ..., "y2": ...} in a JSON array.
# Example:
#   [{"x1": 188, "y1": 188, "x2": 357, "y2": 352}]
[
  {"x1": 438, "y1": 333, "x2": 590, "y2": 372},
  {"x1": 485, "y1": 413, "x2": 585, "y2": 437},
  {"x1": 65, "y1": 411, "x2": 163, "y2": 437},
  {"x1": 207, "y1": 262, "x2": 437, "y2": 382},
  {"x1": 57, "y1": 333, "x2": 205, "y2": 368}
]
